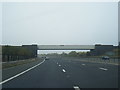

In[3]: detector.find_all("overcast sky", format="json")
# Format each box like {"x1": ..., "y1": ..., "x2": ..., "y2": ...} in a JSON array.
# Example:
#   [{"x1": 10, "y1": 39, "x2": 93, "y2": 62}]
[
  {"x1": 0, "y1": 3, "x2": 2, "y2": 45},
  {"x1": 0, "y1": 2, "x2": 118, "y2": 53}
]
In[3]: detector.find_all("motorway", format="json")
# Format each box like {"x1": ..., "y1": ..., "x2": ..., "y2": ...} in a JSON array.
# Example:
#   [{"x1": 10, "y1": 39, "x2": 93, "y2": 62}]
[{"x1": 1, "y1": 56, "x2": 119, "y2": 88}]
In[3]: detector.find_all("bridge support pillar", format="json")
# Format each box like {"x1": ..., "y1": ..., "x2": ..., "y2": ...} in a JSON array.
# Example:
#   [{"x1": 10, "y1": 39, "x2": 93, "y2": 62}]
[{"x1": 22, "y1": 44, "x2": 38, "y2": 58}]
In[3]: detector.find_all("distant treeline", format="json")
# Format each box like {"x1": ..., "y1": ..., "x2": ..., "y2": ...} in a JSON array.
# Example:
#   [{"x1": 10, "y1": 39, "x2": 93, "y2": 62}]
[
  {"x1": 61, "y1": 51, "x2": 90, "y2": 57},
  {"x1": 43, "y1": 51, "x2": 91, "y2": 57},
  {"x1": 44, "y1": 49, "x2": 120, "y2": 58},
  {"x1": 2, "y1": 45, "x2": 35, "y2": 62}
]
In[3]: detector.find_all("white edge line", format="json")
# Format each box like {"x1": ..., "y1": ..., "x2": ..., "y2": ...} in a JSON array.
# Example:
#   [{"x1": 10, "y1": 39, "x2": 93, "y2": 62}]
[{"x1": 0, "y1": 59, "x2": 45, "y2": 85}]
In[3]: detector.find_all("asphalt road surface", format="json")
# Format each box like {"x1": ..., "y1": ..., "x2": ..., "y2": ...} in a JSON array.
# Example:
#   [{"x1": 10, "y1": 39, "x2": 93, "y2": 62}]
[{"x1": 1, "y1": 56, "x2": 119, "y2": 88}]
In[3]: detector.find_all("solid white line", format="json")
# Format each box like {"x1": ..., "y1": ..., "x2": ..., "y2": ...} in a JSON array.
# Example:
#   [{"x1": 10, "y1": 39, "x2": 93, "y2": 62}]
[
  {"x1": 73, "y1": 86, "x2": 80, "y2": 90},
  {"x1": 62, "y1": 69, "x2": 66, "y2": 72},
  {"x1": 0, "y1": 60, "x2": 45, "y2": 85},
  {"x1": 99, "y1": 67, "x2": 108, "y2": 71}
]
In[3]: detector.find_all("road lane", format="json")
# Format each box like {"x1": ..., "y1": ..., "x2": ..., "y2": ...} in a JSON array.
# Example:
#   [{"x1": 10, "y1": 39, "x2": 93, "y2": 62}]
[
  {"x1": 2, "y1": 58, "x2": 73, "y2": 88},
  {"x1": 2, "y1": 58, "x2": 44, "y2": 81},
  {"x1": 2, "y1": 57, "x2": 118, "y2": 88},
  {"x1": 1, "y1": 60, "x2": 45, "y2": 85},
  {"x1": 54, "y1": 57, "x2": 118, "y2": 88}
]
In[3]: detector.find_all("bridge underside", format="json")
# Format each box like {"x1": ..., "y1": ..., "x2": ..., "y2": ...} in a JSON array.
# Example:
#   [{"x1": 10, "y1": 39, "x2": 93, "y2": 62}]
[{"x1": 37, "y1": 45, "x2": 95, "y2": 50}]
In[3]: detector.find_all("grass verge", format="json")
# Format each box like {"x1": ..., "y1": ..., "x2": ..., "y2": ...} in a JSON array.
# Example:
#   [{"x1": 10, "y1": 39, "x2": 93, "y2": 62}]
[{"x1": 2, "y1": 58, "x2": 39, "y2": 69}]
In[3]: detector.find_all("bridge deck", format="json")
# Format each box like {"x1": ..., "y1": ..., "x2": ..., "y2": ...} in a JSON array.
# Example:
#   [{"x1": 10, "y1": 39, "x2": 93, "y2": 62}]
[{"x1": 37, "y1": 45, "x2": 95, "y2": 50}]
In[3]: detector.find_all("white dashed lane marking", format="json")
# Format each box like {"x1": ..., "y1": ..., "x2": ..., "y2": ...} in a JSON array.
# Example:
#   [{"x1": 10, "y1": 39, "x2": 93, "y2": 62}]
[
  {"x1": 82, "y1": 64, "x2": 85, "y2": 66},
  {"x1": 99, "y1": 67, "x2": 108, "y2": 71},
  {"x1": 62, "y1": 69, "x2": 66, "y2": 72},
  {"x1": 73, "y1": 86, "x2": 80, "y2": 90},
  {"x1": 59, "y1": 65, "x2": 61, "y2": 67}
]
